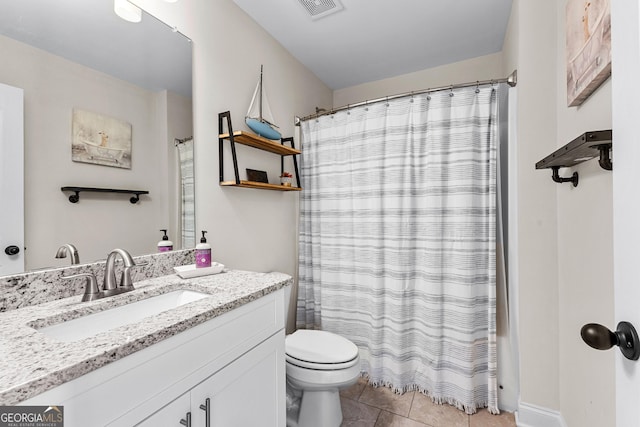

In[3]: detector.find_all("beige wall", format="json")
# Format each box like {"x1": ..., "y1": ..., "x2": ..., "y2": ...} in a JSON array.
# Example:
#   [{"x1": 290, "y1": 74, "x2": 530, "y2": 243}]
[
  {"x1": 333, "y1": 52, "x2": 504, "y2": 108},
  {"x1": 165, "y1": 90, "x2": 195, "y2": 248},
  {"x1": 502, "y1": 0, "x2": 561, "y2": 412},
  {"x1": 0, "y1": 34, "x2": 191, "y2": 270},
  {"x1": 134, "y1": 1, "x2": 616, "y2": 423},
  {"x1": 131, "y1": 0, "x2": 332, "y2": 330},
  {"x1": 555, "y1": 1, "x2": 614, "y2": 426},
  {"x1": 503, "y1": 0, "x2": 614, "y2": 424}
]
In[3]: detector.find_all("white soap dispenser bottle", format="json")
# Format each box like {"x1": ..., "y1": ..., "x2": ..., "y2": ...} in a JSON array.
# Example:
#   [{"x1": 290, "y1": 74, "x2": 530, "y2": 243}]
[
  {"x1": 195, "y1": 231, "x2": 211, "y2": 268},
  {"x1": 158, "y1": 229, "x2": 173, "y2": 252}
]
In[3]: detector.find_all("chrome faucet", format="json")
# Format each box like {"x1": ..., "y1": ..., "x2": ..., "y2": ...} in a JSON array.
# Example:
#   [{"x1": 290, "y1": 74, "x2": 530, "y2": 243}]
[
  {"x1": 55, "y1": 244, "x2": 80, "y2": 265},
  {"x1": 62, "y1": 248, "x2": 145, "y2": 302},
  {"x1": 103, "y1": 248, "x2": 140, "y2": 297}
]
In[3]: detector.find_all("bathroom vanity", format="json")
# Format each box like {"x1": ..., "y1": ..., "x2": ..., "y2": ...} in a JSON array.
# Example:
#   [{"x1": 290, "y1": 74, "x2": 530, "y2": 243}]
[{"x1": 0, "y1": 268, "x2": 290, "y2": 426}]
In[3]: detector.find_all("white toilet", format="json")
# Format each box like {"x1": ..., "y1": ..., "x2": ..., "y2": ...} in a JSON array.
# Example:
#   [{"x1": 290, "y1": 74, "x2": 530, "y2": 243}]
[{"x1": 285, "y1": 329, "x2": 360, "y2": 427}]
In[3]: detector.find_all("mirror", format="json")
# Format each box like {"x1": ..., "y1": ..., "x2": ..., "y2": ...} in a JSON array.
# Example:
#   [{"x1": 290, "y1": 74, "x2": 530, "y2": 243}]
[{"x1": 0, "y1": 0, "x2": 193, "y2": 272}]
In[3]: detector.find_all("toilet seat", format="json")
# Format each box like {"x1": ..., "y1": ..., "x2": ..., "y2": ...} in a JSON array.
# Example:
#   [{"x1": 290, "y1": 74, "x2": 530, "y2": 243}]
[{"x1": 285, "y1": 330, "x2": 359, "y2": 371}]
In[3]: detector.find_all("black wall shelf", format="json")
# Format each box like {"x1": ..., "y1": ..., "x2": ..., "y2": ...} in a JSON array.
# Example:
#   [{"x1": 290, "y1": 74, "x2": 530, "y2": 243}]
[
  {"x1": 535, "y1": 130, "x2": 612, "y2": 187},
  {"x1": 61, "y1": 187, "x2": 149, "y2": 204}
]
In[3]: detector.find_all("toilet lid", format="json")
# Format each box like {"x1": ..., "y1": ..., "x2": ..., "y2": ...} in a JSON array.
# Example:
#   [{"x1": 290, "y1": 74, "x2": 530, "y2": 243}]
[{"x1": 286, "y1": 330, "x2": 359, "y2": 364}]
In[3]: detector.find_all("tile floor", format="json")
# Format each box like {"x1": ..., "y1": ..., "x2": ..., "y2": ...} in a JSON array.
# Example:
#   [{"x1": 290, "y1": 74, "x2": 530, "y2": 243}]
[{"x1": 339, "y1": 378, "x2": 516, "y2": 427}]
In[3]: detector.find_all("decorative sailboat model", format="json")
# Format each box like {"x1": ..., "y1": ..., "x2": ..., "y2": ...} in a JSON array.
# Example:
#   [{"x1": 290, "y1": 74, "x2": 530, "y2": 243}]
[{"x1": 245, "y1": 65, "x2": 282, "y2": 141}]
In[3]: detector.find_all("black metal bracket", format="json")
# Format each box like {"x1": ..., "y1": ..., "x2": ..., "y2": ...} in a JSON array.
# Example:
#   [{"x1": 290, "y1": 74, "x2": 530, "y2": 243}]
[
  {"x1": 61, "y1": 187, "x2": 149, "y2": 204},
  {"x1": 551, "y1": 167, "x2": 578, "y2": 187},
  {"x1": 536, "y1": 130, "x2": 612, "y2": 187},
  {"x1": 593, "y1": 143, "x2": 612, "y2": 170},
  {"x1": 280, "y1": 137, "x2": 301, "y2": 188},
  {"x1": 218, "y1": 111, "x2": 240, "y2": 185}
]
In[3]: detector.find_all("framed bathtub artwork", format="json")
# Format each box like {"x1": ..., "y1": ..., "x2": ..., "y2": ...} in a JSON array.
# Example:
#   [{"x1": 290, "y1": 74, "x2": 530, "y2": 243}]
[
  {"x1": 566, "y1": 0, "x2": 611, "y2": 107},
  {"x1": 71, "y1": 109, "x2": 132, "y2": 169}
]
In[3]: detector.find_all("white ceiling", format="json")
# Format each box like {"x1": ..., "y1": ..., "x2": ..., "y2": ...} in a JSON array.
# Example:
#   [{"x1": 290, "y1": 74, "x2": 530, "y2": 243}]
[
  {"x1": 0, "y1": 0, "x2": 192, "y2": 98},
  {"x1": 232, "y1": 0, "x2": 514, "y2": 90}
]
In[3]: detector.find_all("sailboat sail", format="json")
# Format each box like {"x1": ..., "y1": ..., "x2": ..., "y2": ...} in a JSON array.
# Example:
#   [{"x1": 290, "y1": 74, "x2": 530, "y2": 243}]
[{"x1": 245, "y1": 65, "x2": 281, "y2": 140}]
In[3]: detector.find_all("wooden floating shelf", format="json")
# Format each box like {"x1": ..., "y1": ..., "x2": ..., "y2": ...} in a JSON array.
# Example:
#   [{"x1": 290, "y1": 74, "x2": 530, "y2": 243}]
[
  {"x1": 220, "y1": 181, "x2": 302, "y2": 191},
  {"x1": 219, "y1": 131, "x2": 301, "y2": 156},
  {"x1": 535, "y1": 130, "x2": 612, "y2": 169}
]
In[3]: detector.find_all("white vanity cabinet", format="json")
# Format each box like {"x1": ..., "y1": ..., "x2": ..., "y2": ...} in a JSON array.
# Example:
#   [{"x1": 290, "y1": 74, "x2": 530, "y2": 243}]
[
  {"x1": 190, "y1": 333, "x2": 283, "y2": 427},
  {"x1": 23, "y1": 288, "x2": 287, "y2": 427},
  {"x1": 137, "y1": 333, "x2": 284, "y2": 427},
  {"x1": 136, "y1": 393, "x2": 191, "y2": 426}
]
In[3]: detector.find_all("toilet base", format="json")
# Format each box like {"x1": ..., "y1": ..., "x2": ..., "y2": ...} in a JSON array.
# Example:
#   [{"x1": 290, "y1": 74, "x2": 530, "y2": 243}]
[
  {"x1": 285, "y1": 363, "x2": 360, "y2": 427},
  {"x1": 297, "y1": 389, "x2": 342, "y2": 427}
]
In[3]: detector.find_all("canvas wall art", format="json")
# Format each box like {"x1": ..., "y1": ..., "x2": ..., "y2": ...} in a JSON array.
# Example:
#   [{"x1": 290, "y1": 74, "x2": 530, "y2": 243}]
[
  {"x1": 566, "y1": 0, "x2": 611, "y2": 107},
  {"x1": 72, "y1": 109, "x2": 132, "y2": 169}
]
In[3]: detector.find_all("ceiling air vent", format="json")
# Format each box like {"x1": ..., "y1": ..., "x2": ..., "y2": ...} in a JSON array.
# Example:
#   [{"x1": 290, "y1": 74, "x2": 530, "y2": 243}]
[{"x1": 297, "y1": 0, "x2": 344, "y2": 20}]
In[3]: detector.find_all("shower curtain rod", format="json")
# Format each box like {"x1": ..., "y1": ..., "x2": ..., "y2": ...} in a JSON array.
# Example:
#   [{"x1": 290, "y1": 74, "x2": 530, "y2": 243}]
[
  {"x1": 174, "y1": 136, "x2": 193, "y2": 146},
  {"x1": 295, "y1": 69, "x2": 517, "y2": 125}
]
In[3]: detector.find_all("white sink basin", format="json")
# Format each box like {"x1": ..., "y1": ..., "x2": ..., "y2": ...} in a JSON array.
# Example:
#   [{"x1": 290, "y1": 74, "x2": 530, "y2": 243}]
[{"x1": 37, "y1": 290, "x2": 210, "y2": 342}]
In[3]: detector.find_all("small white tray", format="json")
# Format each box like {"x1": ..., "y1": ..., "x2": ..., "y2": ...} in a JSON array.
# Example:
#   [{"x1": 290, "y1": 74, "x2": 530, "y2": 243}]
[{"x1": 174, "y1": 262, "x2": 225, "y2": 279}]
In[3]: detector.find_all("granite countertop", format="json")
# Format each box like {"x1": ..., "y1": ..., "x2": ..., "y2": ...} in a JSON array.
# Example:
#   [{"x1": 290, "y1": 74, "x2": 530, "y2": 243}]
[{"x1": 0, "y1": 269, "x2": 292, "y2": 405}]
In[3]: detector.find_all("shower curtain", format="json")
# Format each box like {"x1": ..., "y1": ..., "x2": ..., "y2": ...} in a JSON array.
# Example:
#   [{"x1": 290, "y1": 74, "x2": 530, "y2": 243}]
[
  {"x1": 177, "y1": 138, "x2": 195, "y2": 248},
  {"x1": 297, "y1": 85, "x2": 498, "y2": 414}
]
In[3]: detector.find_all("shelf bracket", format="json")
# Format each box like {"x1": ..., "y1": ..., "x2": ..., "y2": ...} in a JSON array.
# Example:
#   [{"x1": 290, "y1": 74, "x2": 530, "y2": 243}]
[
  {"x1": 280, "y1": 137, "x2": 301, "y2": 188},
  {"x1": 218, "y1": 111, "x2": 241, "y2": 185},
  {"x1": 551, "y1": 167, "x2": 579, "y2": 187},
  {"x1": 61, "y1": 187, "x2": 149, "y2": 204},
  {"x1": 536, "y1": 130, "x2": 612, "y2": 188},
  {"x1": 67, "y1": 190, "x2": 80, "y2": 204},
  {"x1": 593, "y1": 143, "x2": 612, "y2": 170}
]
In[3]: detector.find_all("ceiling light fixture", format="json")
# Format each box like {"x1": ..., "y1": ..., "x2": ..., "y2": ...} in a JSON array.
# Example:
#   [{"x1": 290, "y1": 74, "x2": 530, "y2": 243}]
[
  {"x1": 164, "y1": 0, "x2": 179, "y2": 3},
  {"x1": 114, "y1": 0, "x2": 142, "y2": 23}
]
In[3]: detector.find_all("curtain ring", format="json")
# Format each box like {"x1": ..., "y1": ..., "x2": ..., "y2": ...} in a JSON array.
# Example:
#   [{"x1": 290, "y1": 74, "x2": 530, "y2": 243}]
[
  {"x1": 449, "y1": 85, "x2": 454, "y2": 97},
  {"x1": 365, "y1": 100, "x2": 369, "y2": 111},
  {"x1": 475, "y1": 81, "x2": 480, "y2": 94},
  {"x1": 426, "y1": 89, "x2": 431, "y2": 101},
  {"x1": 385, "y1": 96, "x2": 389, "y2": 107},
  {"x1": 410, "y1": 91, "x2": 414, "y2": 103},
  {"x1": 347, "y1": 104, "x2": 350, "y2": 115}
]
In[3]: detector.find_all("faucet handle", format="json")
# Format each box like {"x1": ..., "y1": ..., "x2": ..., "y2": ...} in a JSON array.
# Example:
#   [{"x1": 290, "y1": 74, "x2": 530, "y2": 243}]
[
  {"x1": 119, "y1": 261, "x2": 148, "y2": 290},
  {"x1": 62, "y1": 273, "x2": 101, "y2": 302}
]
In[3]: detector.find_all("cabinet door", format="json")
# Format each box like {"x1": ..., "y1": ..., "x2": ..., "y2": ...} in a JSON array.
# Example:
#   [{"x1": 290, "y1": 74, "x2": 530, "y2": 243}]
[
  {"x1": 135, "y1": 393, "x2": 191, "y2": 427},
  {"x1": 191, "y1": 332, "x2": 285, "y2": 427}
]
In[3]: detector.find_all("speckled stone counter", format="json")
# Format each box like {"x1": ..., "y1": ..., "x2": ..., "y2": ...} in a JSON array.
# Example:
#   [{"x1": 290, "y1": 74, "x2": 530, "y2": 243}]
[
  {"x1": 0, "y1": 269, "x2": 292, "y2": 405},
  {"x1": 0, "y1": 249, "x2": 195, "y2": 312}
]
